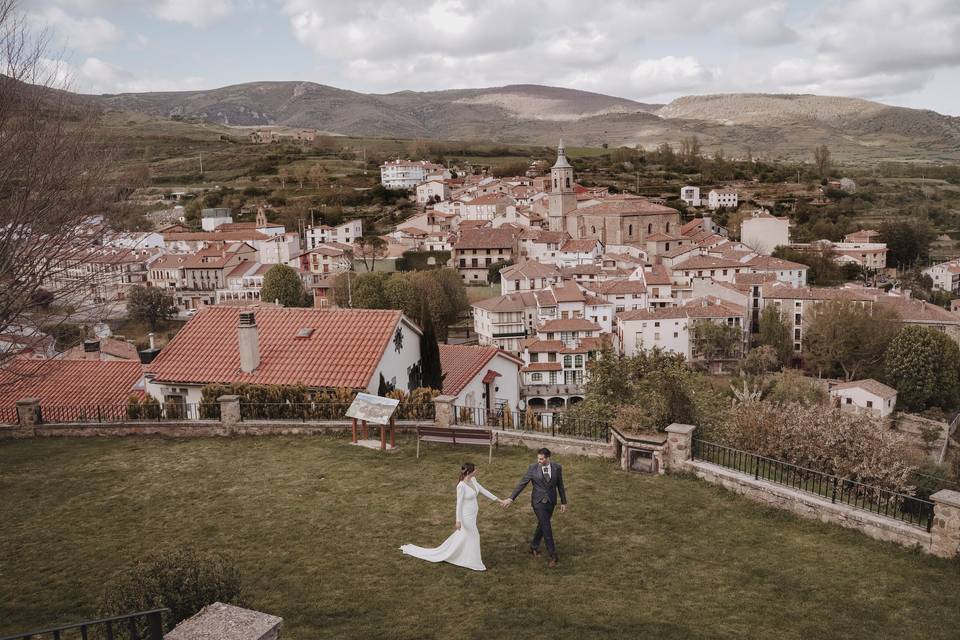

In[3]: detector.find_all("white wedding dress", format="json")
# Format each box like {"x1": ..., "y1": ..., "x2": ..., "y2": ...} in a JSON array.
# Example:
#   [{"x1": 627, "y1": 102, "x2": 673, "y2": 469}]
[{"x1": 400, "y1": 479, "x2": 500, "y2": 571}]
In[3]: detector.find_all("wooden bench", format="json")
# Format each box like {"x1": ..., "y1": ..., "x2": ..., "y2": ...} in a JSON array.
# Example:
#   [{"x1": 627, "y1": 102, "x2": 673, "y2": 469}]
[{"x1": 416, "y1": 426, "x2": 495, "y2": 463}]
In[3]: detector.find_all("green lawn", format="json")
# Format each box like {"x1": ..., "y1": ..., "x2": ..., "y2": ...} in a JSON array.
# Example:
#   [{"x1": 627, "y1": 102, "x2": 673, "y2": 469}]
[{"x1": 1, "y1": 437, "x2": 958, "y2": 640}]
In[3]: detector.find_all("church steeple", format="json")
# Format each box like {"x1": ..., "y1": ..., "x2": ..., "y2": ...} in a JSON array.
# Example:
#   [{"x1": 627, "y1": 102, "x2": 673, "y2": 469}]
[
  {"x1": 552, "y1": 138, "x2": 572, "y2": 169},
  {"x1": 547, "y1": 139, "x2": 577, "y2": 233}
]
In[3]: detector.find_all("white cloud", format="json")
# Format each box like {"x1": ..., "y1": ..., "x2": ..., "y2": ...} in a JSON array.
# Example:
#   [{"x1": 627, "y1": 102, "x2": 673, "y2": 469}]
[
  {"x1": 151, "y1": 0, "x2": 234, "y2": 28},
  {"x1": 738, "y1": 2, "x2": 798, "y2": 47},
  {"x1": 65, "y1": 56, "x2": 206, "y2": 93},
  {"x1": 630, "y1": 56, "x2": 715, "y2": 95},
  {"x1": 28, "y1": 7, "x2": 123, "y2": 53}
]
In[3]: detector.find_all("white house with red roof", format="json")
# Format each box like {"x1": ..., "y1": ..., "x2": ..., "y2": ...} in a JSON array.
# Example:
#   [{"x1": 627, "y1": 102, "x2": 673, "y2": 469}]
[
  {"x1": 145, "y1": 307, "x2": 423, "y2": 407},
  {"x1": 829, "y1": 379, "x2": 897, "y2": 418},
  {"x1": 740, "y1": 208, "x2": 790, "y2": 255},
  {"x1": 437, "y1": 344, "x2": 522, "y2": 412},
  {"x1": 615, "y1": 297, "x2": 748, "y2": 363}
]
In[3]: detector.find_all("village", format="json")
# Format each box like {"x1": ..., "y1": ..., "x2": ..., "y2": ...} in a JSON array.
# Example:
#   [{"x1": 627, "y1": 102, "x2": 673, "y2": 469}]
[{"x1": 5, "y1": 0, "x2": 960, "y2": 636}]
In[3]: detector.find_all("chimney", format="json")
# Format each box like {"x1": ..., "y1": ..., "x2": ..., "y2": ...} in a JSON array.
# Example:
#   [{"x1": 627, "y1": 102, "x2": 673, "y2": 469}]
[
  {"x1": 238, "y1": 311, "x2": 260, "y2": 373},
  {"x1": 83, "y1": 339, "x2": 101, "y2": 360},
  {"x1": 148, "y1": 332, "x2": 156, "y2": 350}
]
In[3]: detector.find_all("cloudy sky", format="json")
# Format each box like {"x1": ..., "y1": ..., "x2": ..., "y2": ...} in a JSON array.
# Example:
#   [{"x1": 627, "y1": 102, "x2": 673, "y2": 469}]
[{"x1": 18, "y1": 0, "x2": 960, "y2": 114}]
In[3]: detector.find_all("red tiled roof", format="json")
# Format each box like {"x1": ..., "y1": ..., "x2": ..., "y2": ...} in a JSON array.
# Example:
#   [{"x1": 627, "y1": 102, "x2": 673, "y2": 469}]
[
  {"x1": 454, "y1": 227, "x2": 519, "y2": 249},
  {"x1": 560, "y1": 239, "x2": 601, "y2": 252},
  {"x1": 831, "y1": 378, "x2": 897, "y2": 400},
  {"x1": 438, "y1": 344, "x2": 499, "y2": 396},
  {"x1": 0, "y1": 359, "x2": 144, "y2": 409},
  {"x1": 576, "y1": 198, "x2": 680, "y2": 217},
  {"x1": 147, "y1": 307, "x2": 418, "y2": 389},
  {"x1": 539, "y1": 318, "x2": 601, "y2": 332},
  {"x1": 521, "y1": 362, "x2": 563, "y2": 372},
  {"x1": 164, "y1": 231, "x2": 269, "y2": 242},
  {"x1": 62, "y1": 338, "x2": 139, "y2": 361}
]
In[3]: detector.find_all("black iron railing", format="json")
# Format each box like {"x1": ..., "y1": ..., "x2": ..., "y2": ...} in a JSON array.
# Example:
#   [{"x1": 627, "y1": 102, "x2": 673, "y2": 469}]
[
  {"x1": 0, "y1": 608, "x2": 168, "y2": 640},
  {"x1": 692, "y1": 439, "x2": 935, "y2": 531},
  {"x1": 38, "y1": 403, "x2": 218, "y2": 424},
  {"x1": 452, "y1": 405, "x2": 609, "y2": 442},
  {"x1": 235, "y1": 401, "x2": 435, "y2": 421}
]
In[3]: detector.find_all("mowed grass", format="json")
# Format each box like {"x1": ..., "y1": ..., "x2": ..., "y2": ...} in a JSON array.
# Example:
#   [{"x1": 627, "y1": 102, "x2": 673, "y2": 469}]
[{"x1": 1, "y1": 437, "x2": 958, "y2": 640}]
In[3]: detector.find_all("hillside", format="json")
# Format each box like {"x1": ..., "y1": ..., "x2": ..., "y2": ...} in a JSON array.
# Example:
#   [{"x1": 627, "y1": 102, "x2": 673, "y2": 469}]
[{"x1": 91, "y1": 82, "x2": 960, "y2": 162}]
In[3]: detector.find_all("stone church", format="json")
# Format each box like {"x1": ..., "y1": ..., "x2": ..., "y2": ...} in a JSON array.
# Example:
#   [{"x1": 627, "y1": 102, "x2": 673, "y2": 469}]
[{"x1": 546, "y1": 141, "x2": 681, "y2": 246}]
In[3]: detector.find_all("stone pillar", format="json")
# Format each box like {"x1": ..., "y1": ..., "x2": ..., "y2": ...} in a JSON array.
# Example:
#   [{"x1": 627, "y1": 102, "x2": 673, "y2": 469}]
[
  {"x1": 16, "y1": 397, "x2": 41, "y2": 432},
  {"x1": 165, "y1": 602, "x2": 282, "y2": 640},
  {"x1": 929, "y1": 489, "x2": 960, "y2": 559},
  {"x1": 664, "y1": 423, "x2": 696, "y2": 472},
  {"x1": 433, "y1": 394, "x2": 456, "y2": 428},
  {"x1": 218, "y1": 395, "x2": 241, "y2": 428}
]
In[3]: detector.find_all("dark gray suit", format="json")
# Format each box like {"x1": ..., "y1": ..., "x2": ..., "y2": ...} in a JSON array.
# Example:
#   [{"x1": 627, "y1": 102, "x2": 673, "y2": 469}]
[{"x1": 510, "y1": 462, "x2": 567, "y2": 557}]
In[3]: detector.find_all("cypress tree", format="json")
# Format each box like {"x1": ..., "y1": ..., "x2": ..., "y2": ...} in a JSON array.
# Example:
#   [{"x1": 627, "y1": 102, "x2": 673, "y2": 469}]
[{"x1": 419, "y1": 303, "x2": 443, "y2": 391}]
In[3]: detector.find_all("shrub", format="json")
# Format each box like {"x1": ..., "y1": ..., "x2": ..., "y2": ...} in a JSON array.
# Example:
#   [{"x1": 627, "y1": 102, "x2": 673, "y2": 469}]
[
  {"x1": 99, "y1": 548, "x2": 246, "y2": 637},
  {"x1": 712, "y1": 400, "x2": 916, "y2": 493}
]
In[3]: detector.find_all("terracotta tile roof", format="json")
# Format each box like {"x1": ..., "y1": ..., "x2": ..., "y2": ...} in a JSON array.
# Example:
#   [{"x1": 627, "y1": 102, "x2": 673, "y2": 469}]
[
  {"x1": 458, "y1": 220, "x2": 491, "y2": 230},
  {"x1": 643, "y1": 265, "x2": 673, "y2": 285},
  {"x1": 552, "y1": 282, "x2": 586, "y2": 303},
  {"x1": 539, "y1": 318, "x2": 601, "y2": 333},
  {"x1": 454, "y1": 227, "x2": 519, "y2": 250},
  {"x1": 560, "y1": 239, "x2": 601, "y2": 252},
  {"x1": 62, "y1": 338, "x2": 139, "y2": 361},
  {"x1": 746, "y1": 255, "x2": 808, "y2": 270},
  {"x1": 164, "y1": 231, "x2": 269, "y2": 242},
  {"x1": 472, "y1": 292, "x2": 534, "y2": 313},
  {"x1": 831, "y1": 378, "x2": 897, "y2": 400},
  {"x1": 734, "y1": 272, "x2": 777, "y2": 285},
  {"x1": 645, "y1": 233, "x2": 684, "y2": 242},
  {"x1": 680, "y1": 219, "x2": 705, "y2": 235},
  {"x1": 617, "y1": 297, "x2": 745, "y2": 322},
  {"x1": 760, "y1": 284, "x2": 875, "y2": 302},
  {"x1": 0, "y1": 359, "x2": 144, "y2": 409},
  {"x1": 438, "y1": 344, "x2": 501, "y2": 396},
  {"x1": 661, "y1": 245, "x2": 700, "y2": 259},
  {"x1": 575, "y1": 198, "x2": 680, "y2": 217},
  {"x1": 500, "y1": 260, "x2": 560, "y2": 280},
  {"x1": 466, "y1": 194, "x2": 515, "y2": 206},
  {"x1": 879, "y1": 296, "x2": 960, "y2": 324},
  {"x1": 147, "y1": 307, "x2": 417, "y2": 389},
  {"x1": 521, "y1": 362, "x2": 563, "y2": 372},
  {"x1": 587, "y1": 279, "x2": 647, "y2": 295},
  {"x1": 673, "y1": 255, "x2": 745, "y2": 271}
]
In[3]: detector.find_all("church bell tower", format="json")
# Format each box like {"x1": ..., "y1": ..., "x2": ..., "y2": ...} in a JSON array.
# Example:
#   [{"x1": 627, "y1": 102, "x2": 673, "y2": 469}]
[{"x1": 547, "y1": 139, "x2": 577, "y2": 233}]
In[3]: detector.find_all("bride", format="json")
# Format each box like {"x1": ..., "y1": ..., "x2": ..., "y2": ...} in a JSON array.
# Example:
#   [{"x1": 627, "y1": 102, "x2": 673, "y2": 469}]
[{"x1": 400, "y1": 462, "x2": 507, "y2": 571}]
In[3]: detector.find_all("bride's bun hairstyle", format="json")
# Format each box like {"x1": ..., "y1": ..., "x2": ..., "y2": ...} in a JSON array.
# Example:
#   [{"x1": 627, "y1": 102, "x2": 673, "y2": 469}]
[{"x1": 459, "y1": 462, "x2": 476, "y2": 481}]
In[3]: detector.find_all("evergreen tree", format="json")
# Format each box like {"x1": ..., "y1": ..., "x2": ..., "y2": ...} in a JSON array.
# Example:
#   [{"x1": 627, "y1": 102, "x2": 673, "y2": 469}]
[
  {"x1": 261, "y1": 264, "x2": 308, "y2": 307},
  {"x1": 419, "y1": 303, "x2": 443, "y2": 391},
  {"x1": 884, "y1": 325, "x2": 960, "y2": 411}
]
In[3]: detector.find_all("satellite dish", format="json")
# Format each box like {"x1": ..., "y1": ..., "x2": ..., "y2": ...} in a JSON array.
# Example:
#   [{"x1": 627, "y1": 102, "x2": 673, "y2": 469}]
[{"x1": 93, "y1": 322, "x2": 112, "y2": 339}]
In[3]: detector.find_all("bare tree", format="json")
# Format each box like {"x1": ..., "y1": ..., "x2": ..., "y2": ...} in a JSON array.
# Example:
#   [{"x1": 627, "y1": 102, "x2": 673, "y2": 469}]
[
  {"x1": 0, "y1": 0, "x2": 118, "y2": 369},
  {"x1": 813, "y1": 144, "x2": 831, "y2": 179}
]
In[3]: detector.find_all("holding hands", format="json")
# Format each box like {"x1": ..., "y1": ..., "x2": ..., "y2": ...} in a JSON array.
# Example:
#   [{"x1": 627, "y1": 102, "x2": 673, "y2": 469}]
[{"x1": 500, "y1": 498, "x2": 512, "y2": 508}]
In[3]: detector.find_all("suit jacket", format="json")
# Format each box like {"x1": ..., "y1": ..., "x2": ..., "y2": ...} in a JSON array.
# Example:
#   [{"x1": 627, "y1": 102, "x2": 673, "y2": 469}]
[{"x1": 510, "y1": 462, "x2": 567, "y2": 506}]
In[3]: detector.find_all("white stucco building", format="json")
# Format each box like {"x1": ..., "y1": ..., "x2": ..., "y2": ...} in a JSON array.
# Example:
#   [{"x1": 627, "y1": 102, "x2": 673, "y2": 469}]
[
  {"x1": 830, "y1": 379, "x2": 897, "y2": 418},
  {"x1": 707, "y1": 189, "x2": 738, "y2": 211},
  {"x1": 740, "y1": 209, "x2": 790, "y2": 255}
]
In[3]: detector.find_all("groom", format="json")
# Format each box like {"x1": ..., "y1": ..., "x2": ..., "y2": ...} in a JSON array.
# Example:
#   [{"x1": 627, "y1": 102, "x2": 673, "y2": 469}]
[{"x1": 504, "y1": 448, "x2": 567, "y2": 567}]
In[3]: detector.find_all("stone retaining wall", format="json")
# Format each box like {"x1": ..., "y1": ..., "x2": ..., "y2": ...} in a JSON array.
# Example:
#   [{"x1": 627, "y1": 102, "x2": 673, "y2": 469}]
[
  {"x1": 494, "y1": 429, "x2": 615, "y2": 459},
  {"x1": 0, "y1": 420, "x2": 430, "y2": 439},
  {"x1": 686, "y1": 460, "x2": 933, "y2": 551}
]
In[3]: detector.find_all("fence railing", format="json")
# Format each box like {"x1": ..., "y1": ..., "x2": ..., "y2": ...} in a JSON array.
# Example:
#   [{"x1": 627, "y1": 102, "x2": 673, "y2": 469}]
[
  {"x1": 0, "y1": 405, "x2": 17, "y2": 426},
  {"x1": 692, "y1": 439, "x2": 935, "y2": 531},
  {"x1": 38, "y1": 402, "x2": 219, "y2": 424},
  {"x1": 452, "y1": 405, "x2": 609, "y2": 442},
  {"x1": 234, "y1": 401, "x2": 435, "y2": 422},
  {"x1": 0, "y1": 608, "x2": 168, "y2": 640},
  {"x1": 20, "y1": 401, "x2": 437, "y2": 426}
]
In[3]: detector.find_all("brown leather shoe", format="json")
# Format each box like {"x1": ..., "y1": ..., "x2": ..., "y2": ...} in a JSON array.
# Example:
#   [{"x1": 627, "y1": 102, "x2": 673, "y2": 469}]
[
  {"x1": 529, "y1": 547, "x2": 540, "y2": 558},
  {"x1": 548, "y1": 555, "x2": 558, "y2": 567}
]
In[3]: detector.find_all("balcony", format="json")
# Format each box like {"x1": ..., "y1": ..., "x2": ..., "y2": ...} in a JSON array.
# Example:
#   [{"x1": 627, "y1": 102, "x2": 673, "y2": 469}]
[
  {"x1": 492, "y1": 330, "x2": 527, "y2": 339},
  {"x1": 521, "y1": 383, "x2": 584, "y2": 397}
]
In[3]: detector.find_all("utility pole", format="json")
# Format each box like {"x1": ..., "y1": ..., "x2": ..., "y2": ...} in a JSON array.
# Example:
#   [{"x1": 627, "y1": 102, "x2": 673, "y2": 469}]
[{"x1": 199, "y1": 152, "x2": 203, "y2": 176}]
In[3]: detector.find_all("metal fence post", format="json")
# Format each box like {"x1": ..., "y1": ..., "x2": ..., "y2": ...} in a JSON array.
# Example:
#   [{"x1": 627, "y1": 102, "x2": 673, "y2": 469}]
[
  {"x1": 753, "y1": 454, "x2": 760, "y2": 480},
  {"x1": 146, "y1": 611, "x2": 164, "y2": 640},
  {"x1": 831, "y1": 476, "x2": 839, "y2": 503},
  {"x1": 97, "y1": 406, "x2": 103, "y2": 423}
]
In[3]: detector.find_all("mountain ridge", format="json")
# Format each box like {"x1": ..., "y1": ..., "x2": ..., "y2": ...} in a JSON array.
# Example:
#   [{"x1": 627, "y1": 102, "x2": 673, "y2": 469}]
[{"x1": 89, "y1": 82, "x2": 960, "y2": 162}]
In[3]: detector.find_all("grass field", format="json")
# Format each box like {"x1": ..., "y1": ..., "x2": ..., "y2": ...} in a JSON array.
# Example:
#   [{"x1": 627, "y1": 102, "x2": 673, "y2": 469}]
[{"x1": 1, "y1": 436, "x2": 958, "y2": 640}]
